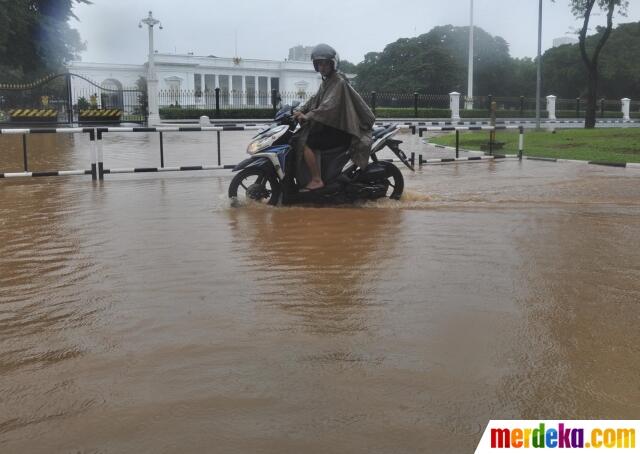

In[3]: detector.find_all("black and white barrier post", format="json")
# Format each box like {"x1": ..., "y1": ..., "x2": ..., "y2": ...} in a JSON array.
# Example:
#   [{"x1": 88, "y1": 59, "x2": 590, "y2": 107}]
[
  {"x1": 159, "y1": 131, "x2": 165, "y2": 168},
  {"x1": 90, "y1": 129, "x2": 97, "y2": 180},
  {"x1": 0, "y1": 128, "x2": 95, "y2": 178},
  {"x1": 455, "y1": 130, "x2": 460, "y2": 159},
  {"x1": 97, "y1": 129, "x2": 104, "y2": 180},
  {"x1": 94, "y1": 125, "x2": 266, "y2": 178},
  {"x1": 22, "y1": 134, "x2": 28, "y2": 172},
  {"x1": 518, "y1": 126, "x2": 524, "y2": 160},
  {"x1": 217, "y1": 131, "x2": 221, "y2": 166}
]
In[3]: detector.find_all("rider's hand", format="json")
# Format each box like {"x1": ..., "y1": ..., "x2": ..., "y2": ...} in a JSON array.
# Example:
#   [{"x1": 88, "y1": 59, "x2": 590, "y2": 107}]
[{"x1": 293, "y1": 111, "x2": 308, "y2": 123}]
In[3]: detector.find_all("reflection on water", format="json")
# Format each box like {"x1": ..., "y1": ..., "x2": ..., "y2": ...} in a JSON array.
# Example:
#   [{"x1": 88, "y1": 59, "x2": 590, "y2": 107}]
[
  {"x1": 0, "y1": 133, "x2": 639, "y2": 453},
  {"x1": 227, "y1": 207, "x2": 401, "y2": 335}
]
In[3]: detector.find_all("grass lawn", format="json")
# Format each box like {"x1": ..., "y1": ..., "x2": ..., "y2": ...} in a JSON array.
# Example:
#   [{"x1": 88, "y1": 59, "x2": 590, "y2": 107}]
[{"x1": 428, "y1": 128, "x2": 640, "y2": 164}]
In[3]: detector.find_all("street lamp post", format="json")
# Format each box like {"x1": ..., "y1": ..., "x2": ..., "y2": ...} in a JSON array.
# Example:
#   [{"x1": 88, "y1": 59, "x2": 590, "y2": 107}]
[
  {"x1": 139, "y1": 11, "x2": 163, "y2": 126},
  {"x1": 466, "y1": 0, "x2": 474, "y2": 110},
  {"x1": 535, "y1": 0, "x2": 542, "y2": 128}
]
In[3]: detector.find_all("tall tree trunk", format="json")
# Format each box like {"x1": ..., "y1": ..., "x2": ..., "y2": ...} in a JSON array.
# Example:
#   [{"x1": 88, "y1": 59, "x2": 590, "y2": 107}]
[{"x1": 577, "y1": 0, "x2": 616, "y2": 129}]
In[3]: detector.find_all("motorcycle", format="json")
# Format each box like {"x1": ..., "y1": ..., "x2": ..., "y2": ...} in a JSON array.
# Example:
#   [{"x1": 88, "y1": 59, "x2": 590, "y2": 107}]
[{"x1": 228, "y1": 102, "x2": 414, "y2": 206}]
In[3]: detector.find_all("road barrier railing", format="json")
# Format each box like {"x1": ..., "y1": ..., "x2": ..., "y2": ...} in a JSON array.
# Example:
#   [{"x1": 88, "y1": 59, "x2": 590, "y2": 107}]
[
  {"x1": 21, "y1": 123, "x2": 640, "y2": 180},
  {"x1": 0, "y1": 127, "x2": 96, "y2": 179},
  {"x1": 94, "y1": 125, "x2": 266, "y2": 180}
]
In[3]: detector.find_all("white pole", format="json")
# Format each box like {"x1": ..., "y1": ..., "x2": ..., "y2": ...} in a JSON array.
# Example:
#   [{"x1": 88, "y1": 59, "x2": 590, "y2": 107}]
[
  {"x1": 140, "y1": 11, "x2": 162, "y2": 126},
  {"x1": 466, "y1": 0, "x2": 474, "y2": 110},
  {"x1": 148, "y1": 21, "x2": 154, "y2": 80},
  {"x1": 535, "y1": 0, "x2": 543, "y2": 129}
]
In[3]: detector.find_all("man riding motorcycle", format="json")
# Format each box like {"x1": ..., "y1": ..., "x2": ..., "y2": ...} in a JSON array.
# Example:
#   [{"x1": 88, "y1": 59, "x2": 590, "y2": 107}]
[{"x1": 292, "y1": 43, "x2": 375, "y2": 191}]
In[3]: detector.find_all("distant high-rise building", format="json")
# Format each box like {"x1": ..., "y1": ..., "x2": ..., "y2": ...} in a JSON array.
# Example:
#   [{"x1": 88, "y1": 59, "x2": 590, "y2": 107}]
[
  {"x1": 553, "y1": 37, "x2": 578, "y2": 47},
  {"x1": 288, "y1": 45, "x2": 314, "y2": 62}
]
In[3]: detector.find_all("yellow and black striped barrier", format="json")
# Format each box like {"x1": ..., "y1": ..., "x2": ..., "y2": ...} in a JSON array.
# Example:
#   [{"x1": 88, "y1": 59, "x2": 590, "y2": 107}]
[
  {"x1": 9, "y1": 109, "x2": 58, "y2": 121},
  {"x1": 79, "y1": 109, "x2": 122, "y2": 122}
]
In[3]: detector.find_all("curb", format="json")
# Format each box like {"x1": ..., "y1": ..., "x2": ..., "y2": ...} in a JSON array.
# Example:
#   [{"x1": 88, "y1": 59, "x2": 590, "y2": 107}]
[{"x1": 424, "y1": 143, "x2": 639, "y2": 169}]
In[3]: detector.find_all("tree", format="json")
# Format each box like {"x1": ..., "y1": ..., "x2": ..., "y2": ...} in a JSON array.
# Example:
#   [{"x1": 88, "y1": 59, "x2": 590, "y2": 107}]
[
  {"x1": 565, "y1": 0, "x2": 628, "y2": 128},
  {"x1": 352, "y1": 25, "x2": 513, "y2": 96},
  {"x1": 542, "y1": 44, "x2": 586, "y2": 97},
  {"x1": 505, "y1": 57, "x2": 537, "y2": 97},
  {"x1": 0, "y1": 0, "x2": 90, "y2": 81},
  {"x1": 338, "y1": 59, "x2": 357, "y2": 75},
  {"x1": 541, "y1": 21, "x2": 640, "y2": 100},
  {"x1": 135, "y1": 76, "x2": 148, "y2": 116}
]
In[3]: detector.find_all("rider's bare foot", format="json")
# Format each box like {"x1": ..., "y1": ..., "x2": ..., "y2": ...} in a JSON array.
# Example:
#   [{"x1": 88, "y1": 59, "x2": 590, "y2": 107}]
[{"x1": 303, "y1": 179, "x2": 325, "y2": 191}]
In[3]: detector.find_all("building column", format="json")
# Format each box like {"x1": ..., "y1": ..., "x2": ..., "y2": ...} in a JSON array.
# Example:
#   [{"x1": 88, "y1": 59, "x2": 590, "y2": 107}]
[{"x1": 215, "y1": 74, "x2": 219, "y2": 89}]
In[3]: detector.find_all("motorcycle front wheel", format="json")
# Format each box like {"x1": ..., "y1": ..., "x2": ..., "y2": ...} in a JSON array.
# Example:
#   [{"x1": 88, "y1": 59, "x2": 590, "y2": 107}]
[
  {"x1": 228, "y1": 168, "x2": 281, "y2": 206},
  {"x1": 379, "y1": 161, "x2": 404, "y2": 200}
]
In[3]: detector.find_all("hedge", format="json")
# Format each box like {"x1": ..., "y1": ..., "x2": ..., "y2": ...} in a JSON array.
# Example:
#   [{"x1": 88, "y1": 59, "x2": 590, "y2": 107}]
[{"x1": 160, "y1": 108, "x2": 276, "y2": 119}]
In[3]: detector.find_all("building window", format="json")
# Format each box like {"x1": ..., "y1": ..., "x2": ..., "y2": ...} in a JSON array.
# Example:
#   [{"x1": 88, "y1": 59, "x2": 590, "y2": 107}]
[
  {"x1": 218, "y1": 75, "x2": 229, "y2": 106},
  {"x1": 194, "y1": 73, "x2": 202, "y2": 98},
  {"x1": 232, "y1": 75, "x2": 242, "y2": 106},
  {"x1": 270, "y1": 77, "x2": 279, "y2": 93},
  {"x1": 258, "y1": 76, "x2": 268, "y2": 106},
  {"x1": 204, "y1": 74, "x2": 215, "y2": 106},
  {"x1": 166, "y1": 78, "x2": 182, "y2": 106},
  {"x1": 245, "y1": 76, "x2": 255, "y2": 105},
  {"x1": 204, "y1": 74, "x2": 215, "y2": 92}
]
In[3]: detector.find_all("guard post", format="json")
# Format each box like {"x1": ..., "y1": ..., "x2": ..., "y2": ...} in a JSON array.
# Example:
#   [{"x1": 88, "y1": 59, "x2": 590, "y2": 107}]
[{"x1": 518, "y1": 125, "x2": 524, "y2": 160}]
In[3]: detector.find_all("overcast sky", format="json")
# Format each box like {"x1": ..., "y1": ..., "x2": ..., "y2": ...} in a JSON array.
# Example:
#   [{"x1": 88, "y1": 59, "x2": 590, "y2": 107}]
[{"x1": 71, "y1": 0, "x2": 640, "y2": 64}]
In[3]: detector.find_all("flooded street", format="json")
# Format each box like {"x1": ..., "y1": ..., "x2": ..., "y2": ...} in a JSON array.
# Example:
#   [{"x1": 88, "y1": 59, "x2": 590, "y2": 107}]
[{"x1": 1, "y1": 131, "x2": 639, "y2": 453}]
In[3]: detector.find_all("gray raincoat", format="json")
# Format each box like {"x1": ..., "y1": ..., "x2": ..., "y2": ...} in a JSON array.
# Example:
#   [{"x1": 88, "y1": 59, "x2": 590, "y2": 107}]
[{"x1": 297, "y1": 72, "x2": 375, "y2": 169}]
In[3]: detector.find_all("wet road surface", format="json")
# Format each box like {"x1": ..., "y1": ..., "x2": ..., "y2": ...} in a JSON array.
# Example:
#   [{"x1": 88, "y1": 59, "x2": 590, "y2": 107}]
[{"x1": 1, "y1": 131, "x2": 639, "y2": 453}]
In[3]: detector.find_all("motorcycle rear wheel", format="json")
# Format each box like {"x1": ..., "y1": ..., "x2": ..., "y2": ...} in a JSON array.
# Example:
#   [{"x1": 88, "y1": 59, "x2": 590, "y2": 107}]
[
  {"x1": 228, "y1": 168, "x2": 281, "y2": 206},
  {"x1": 379, "y1": 161, "x2": 404, "y2": 200}
]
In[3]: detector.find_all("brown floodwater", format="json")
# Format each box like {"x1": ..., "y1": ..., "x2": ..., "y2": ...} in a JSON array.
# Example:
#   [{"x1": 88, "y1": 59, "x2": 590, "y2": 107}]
[{"x1": 1, "y1": 131, "x2": 639, "y2": 453}]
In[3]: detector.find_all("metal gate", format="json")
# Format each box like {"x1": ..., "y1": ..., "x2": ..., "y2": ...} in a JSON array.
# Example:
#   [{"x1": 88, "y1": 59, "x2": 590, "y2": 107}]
[{"x1": 0, "y1": 73, "x2": 146, "y2": 125}]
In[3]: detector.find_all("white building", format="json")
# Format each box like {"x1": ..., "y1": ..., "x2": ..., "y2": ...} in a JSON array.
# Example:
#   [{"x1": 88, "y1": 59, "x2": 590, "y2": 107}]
[
  {"x1": 67, "y1": 51, "x2": 323, "y2": 110},
  {"x1": 288, "y1": 45, "x2": 314, "y2": 62}
]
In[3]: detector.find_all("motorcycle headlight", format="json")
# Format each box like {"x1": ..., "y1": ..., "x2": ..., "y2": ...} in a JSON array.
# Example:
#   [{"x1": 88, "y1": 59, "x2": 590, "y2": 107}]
[{"x1": 247, "y1": 125, "x2": 289, "y2": 154}]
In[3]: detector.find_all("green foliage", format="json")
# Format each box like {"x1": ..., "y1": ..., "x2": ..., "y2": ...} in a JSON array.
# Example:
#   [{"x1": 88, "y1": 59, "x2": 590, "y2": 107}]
[
  {"x1": 543, "y1": 22, "x2": 640, "y2": 98},
  {"x1": 160, "y1": 108, "x2": 276, "y2": 119},
  {"x1": 76, "y1": 96, "x2": 89, "y2": 110},
  {"x1": 338, "y1": 60, "x2": 357, "y2": 74},
  {"x1": 0, "y1": 0, "x2": 90, "y2": 81},
  {"x1": 430, "y1": 127, "x2": 640, "y2": 164},
  {"x1": 354, "y1": 25, "x2": 514, "y2": 95},
  {"x1": 352, "y1": 16, "x2": 640, "y2": 102},
  {"x1": 375, "y1": 108, "x2": 450, "y2": 118},
  {"x1": 567, "y1": 0, "x2": 628, "y2": 17},
  {"x1": 559, "y1": 0, "x2": 628, "y2": 127}
]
